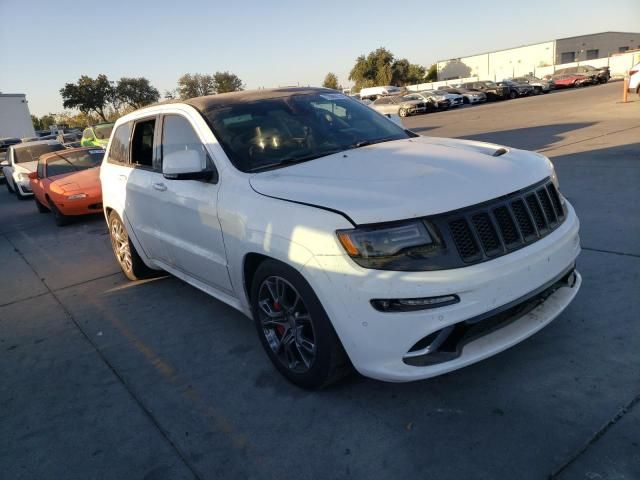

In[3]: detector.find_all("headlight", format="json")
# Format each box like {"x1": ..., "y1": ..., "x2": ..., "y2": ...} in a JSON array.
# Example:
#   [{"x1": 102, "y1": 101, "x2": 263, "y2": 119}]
[
  {"x1": 66, "y1": 193, "x2": 87, "y2": 200},
  {"x1": 336, "y1": 220, "x2": 444, "y2": 270}
]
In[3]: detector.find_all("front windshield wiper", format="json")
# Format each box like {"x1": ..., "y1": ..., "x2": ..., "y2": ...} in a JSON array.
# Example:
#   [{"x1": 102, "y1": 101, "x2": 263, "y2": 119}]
[
  {"x1": 350, "y1": 136, "x2": 400, "y2": 149},
  {"x1": 248, "y1": 149, "x2": 346, "y2": 172}
]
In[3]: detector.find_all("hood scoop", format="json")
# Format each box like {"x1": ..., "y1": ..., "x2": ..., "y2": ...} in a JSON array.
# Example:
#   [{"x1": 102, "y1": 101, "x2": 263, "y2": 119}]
[{"x1": 492, "y1": 147, "x2": 508, "y2": 157}]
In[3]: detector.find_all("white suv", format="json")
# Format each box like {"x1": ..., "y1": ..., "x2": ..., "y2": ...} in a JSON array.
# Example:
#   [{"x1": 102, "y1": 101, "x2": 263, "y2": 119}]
[
  {"x1": 629, "y1": 62, "x2": 640, "y2": 96},
  {"x1": 100, "y1": 88, "x2": 581, "y2": 389}
]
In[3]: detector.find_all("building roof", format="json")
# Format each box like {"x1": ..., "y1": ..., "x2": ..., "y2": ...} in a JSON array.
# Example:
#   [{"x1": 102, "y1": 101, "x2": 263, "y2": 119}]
[{"x1": 437, "y1": 31, "x2": 640, "y2": 64}]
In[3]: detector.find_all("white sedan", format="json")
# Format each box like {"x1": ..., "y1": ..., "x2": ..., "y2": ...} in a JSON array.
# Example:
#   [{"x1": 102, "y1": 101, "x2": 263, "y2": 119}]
[
  {"x1": 2, "y1": 140, "x2": 64, "y2": 199},
  {"x1": 100, "y1": 88, "x2": 581, "y2": 388}
]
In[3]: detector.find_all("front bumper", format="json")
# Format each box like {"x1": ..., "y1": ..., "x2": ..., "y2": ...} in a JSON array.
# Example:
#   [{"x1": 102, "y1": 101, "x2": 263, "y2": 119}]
[
  {"x1": 303, "y1": 202, "x2": 581, "y2": 382},
  {"x1": 15, "y1": 178, "x2": 33, "y2": 196}
]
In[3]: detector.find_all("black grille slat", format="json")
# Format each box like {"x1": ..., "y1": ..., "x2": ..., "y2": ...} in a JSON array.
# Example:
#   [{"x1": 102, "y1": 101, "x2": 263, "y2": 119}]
[
  {"x1": 526, "y1": 194, "x2": 547, "y2": 231},
  {"x1": 537, "y1": 188, "x2": 557, "y2": 225},
  {"x1": 493, "y1": 206, "x2": 521, "y2": 246},
  {"x1": 449, "y1": 219, "x2": 480, "y2": 261},
  {"x1": 511, "y1": 199, "x2": 536, "y2": 240},
  {"x1": 471, "y1": 213, "x2": 501, "y2": 255},
  {"x1": 441, "y1": 179, "x2": 566, "y2": 266},
  {"x1": 547, "y1": 183, "x2": 564, "y2": 219}
]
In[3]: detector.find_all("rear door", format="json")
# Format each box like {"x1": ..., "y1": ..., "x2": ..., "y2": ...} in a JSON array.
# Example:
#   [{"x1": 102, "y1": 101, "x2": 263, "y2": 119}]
[
  {"x1": 123, "y1": 116, "x2": 171, "y2": 262},
  {"x1": 153, "y1": 113, "x2": 233, "y2": 294}
]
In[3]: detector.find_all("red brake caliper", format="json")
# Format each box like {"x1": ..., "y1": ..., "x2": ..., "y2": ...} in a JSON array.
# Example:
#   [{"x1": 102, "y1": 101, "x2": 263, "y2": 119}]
[{"x1": 273, "y1": 302, "x2": 285, "y2": 336}]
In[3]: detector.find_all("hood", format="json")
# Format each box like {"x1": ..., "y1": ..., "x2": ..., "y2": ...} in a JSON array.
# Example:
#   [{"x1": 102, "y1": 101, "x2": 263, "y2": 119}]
[
  {"x1": 50, "y1": 167, "x2": 101, "y2": 192},
  {"x1": 249, "y1": 137, "x2": 553, "y2": 225},
  {"x1": 14, "y1": 160, "x2": 38, "y2": 173}
]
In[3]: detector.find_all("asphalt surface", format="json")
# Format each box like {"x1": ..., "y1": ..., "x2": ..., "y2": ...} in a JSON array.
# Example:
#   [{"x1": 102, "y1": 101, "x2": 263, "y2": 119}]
[{"x1": 1, "y1": 82, "x2": 638, "y2": 480}]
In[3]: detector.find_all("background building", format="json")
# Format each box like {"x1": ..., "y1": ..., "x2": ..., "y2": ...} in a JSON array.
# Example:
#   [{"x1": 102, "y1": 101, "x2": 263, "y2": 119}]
[
  {"x1": 0, "y1": 93, "x2": 35, "y2": 139},
  {"x1": 436, "y1": 31, "x2": 640, "y2": 81}
]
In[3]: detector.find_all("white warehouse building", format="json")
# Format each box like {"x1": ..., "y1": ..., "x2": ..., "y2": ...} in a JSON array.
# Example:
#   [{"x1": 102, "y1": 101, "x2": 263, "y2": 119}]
[
  {"x1": 436, "y1": 31, "x2": 640, "y2": 81},
  {"x1": 0, "y1": 93, "x2": 35, "y2": 139}
]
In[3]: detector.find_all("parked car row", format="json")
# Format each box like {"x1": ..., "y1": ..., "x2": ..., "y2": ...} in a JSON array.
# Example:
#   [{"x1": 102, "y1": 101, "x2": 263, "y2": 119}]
[{"x1": 0, "y1": 139, "x2": 105, "y2": 225}]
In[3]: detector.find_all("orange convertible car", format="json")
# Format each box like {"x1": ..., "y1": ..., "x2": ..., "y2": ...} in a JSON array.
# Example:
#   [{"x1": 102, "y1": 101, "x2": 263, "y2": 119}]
[{"x1": 29, "y1": 147, "x2": 104, "y2": 226}]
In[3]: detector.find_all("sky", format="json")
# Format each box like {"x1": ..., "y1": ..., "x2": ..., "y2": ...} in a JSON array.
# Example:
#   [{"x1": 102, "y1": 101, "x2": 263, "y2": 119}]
[{"x1": 1, "y1": 0, "x2": 639, "y2": 116}]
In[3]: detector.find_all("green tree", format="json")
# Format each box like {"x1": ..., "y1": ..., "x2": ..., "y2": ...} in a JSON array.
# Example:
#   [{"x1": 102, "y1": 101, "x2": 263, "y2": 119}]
[
  {"x1": 406, "y1": 63, "x2": 427, "y2": 85},
  {"x1": 59, "y1": 74, "x2": 115, "y2": 122},
  {"x1": 31, "y1": 114, "x2": 56, "y2": 131},
  {"x1": 115, "y1": 77, "x2": 160, "y2": 109},
  {"x1": 322, "y1": 72, "x2": 340, "y2": 90},
  {"x1": 425, "y1": 63, "x2": 438, "y2": 82},
  {"x1": 177, "y1": 73, "x2": 215, "y2": 99},
  {"x1": 213, "y1": 71, "x2": 244, "y2": 93}
]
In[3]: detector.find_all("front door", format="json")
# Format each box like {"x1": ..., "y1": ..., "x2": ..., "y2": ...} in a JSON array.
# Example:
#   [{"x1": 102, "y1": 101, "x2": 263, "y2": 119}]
[{"x1": 153, "y1": 113, "x2": 232, "y2": 294}]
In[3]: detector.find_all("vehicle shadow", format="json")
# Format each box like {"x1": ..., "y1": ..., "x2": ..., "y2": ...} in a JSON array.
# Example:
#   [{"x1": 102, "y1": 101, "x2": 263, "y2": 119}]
[{"x1": 459, "y1": 122, "x2": 597, "y2": 151}]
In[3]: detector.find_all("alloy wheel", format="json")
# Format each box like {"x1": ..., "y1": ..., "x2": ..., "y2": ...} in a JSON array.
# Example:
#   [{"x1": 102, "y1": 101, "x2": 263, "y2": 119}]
[
  {"x1": 110, "y1": 217, "x2": 133, "y2": 273},
  {"x1": 257, "y1": 276, "x2": 316, "y2": 373}
]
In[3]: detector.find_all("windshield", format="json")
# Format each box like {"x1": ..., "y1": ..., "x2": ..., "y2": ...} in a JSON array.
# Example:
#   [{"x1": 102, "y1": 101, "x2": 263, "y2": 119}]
[
  {"x1": 93, "y1": 124, "x2": 114, "y2": 140},
  {"x1": 202, "y1": 93, "x2": 410, "y2": 172},
  {"x1": 46, "y1": 149, "x2": 104, "y2": 177},
  {"x1": 433, "y1": 90, "x2": 449, "y2": 95},
  {"x1": 14, "y1": 143, "x2": 65, "y2": 164}
]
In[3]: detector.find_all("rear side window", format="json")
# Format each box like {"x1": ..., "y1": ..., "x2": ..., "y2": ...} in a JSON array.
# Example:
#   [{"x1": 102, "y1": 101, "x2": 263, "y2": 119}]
[
  {"x1": 161, "y1": 115, "x2": 209, "y2": 168},
  {"x1": 37, "y1": 161, "x2": 44, "y2": 178},
  {"x1": 108, "y1": 123, "x2": 132, "y2": 165},
  {"x1": 131, "y1": 119, "x2": 156, "y2": 168}
]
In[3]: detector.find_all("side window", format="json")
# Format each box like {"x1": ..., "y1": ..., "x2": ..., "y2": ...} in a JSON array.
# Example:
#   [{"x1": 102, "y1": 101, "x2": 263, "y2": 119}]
[
  {"x1": 130, "y1": 118, "x2": 156, "y2": 168},
  {"x1": 107, "y1": 123, "x2": 132, "y2": 165},
  {"x1": 161, "y1": 115, "x2": 209, "y2": 171},
  {"x1": 37, "y1": 161, "x2": 44, "y2": 178}
]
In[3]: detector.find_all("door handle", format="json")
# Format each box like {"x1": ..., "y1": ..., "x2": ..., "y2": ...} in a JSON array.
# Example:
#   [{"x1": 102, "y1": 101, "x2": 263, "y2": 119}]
[{"x1": 152, "y1": 182, "x2": 167, "y2": 192}]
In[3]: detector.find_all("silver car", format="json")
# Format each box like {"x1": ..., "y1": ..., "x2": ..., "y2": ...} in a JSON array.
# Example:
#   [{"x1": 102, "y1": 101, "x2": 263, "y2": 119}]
[{"x1": 371, "y1": 95, "x2": 427, "y2": 117}]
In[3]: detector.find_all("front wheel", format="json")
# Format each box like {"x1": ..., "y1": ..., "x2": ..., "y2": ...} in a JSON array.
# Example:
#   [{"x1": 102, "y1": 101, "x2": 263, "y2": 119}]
[
  {"x1": 509, "y1": 90, "x2": 517, "y2": 99},
  {"x1": 108, "y1": 211, "x2": 156, "y2": 281},
  {"x1": 48, "y1": 198, "x2": 71, "y2": 226},
  {"x1": 398, "y1": 108, "x2": 408, "y2": 117},
  {"x1": 35, "y1": 198, "x2": 49, "y2": 213},
  {"x1": 251, "y1": 260, "x2": 351, "y2": 389}
]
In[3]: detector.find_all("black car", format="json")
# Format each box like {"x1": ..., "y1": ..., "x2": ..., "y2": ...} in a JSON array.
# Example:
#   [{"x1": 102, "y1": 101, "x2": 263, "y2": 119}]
[
  {"x1": 497, "y1": 80, "x2": 534, "y2": 98},
  {"x1": 459, "y1": 81, "x2": 510, "y2": 101}
]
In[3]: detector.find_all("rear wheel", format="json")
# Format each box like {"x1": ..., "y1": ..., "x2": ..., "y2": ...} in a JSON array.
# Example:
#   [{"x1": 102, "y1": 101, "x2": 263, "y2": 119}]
[
  {"x1": 251, "y1": 260, "x2": 351, "y2": 389},
  {"x1": 509, "y1": 90, "x2": 517, "y2": 99},
  {"x1": 108, "y1": 211, "x2": 156, "y2": 281}
]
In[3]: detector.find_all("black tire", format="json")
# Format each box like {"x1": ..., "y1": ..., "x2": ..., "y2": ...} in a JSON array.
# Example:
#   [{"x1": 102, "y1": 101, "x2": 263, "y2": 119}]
[
  {"x1": 47, "y1": 198, "x2": 71, "y2": 226},
  {"x1": 35, "y1": 198, "x2": 49, "y2": 213},
  {"x1": 509, "y1": 90, "x2": 517, "y2": 99},
  {"x1": 463, "y1": 97, "x2": 470, "y2": 104},
  {"x1": 5, "y1": 178, "x2": 14, "y2": 193},
  {"x1": 250, "y1": 259, "x2": 351, "y2": 389},
  {"x1": 108, "y1": 211, "x2": 156, "y2": 281}
]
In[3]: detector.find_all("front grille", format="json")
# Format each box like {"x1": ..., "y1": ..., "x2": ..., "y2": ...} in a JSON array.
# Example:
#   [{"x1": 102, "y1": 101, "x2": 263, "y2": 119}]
[{"x1": 440, "y1": 179, "x2": 566, "y2": 264}]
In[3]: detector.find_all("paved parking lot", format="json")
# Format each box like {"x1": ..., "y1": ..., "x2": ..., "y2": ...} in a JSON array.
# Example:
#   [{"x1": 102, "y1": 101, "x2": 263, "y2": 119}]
[{"x1": 1, "y1": 82, "x2": 638, "y2": 480}]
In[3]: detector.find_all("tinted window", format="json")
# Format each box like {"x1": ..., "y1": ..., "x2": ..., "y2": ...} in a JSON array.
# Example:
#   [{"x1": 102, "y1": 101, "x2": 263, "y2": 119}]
[
  {"x1": 131, "y1": 119, "x2": 156, "y2": 168},
  {"x1": 46, "y1": 149, "x2": 104, "y2": 177},
  {"x1": 161, "y1": 115, "x2": 208, "y2": 167},
  {"x1": 108, "y1": 123, "x2": 132, "y2": 164},
  {"x1": 37, "y1": 161, "x2": 44, "y2": 178},
  {"x1": 374, "y1": 97, "x2": 390, "y2": 105},
  {"x1": 13, "y1": 143, "x2": 65, "y2": 164},
  {"x1": 82, "y1": 128, "x2": 93, "y2": 140},
  {"x1": 202, "y1": 93, "x2": 408, "y2": 172}
]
